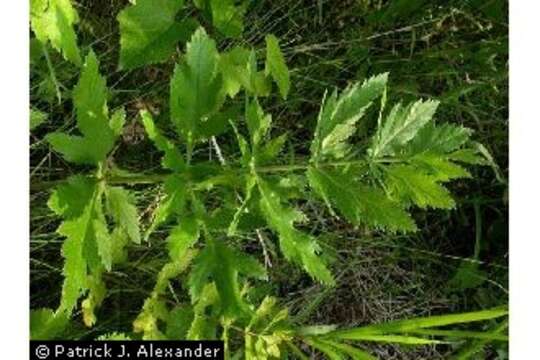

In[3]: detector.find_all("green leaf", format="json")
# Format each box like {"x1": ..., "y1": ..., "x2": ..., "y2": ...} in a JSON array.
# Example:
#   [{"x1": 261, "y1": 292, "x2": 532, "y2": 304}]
[
  {"x1": 170, "y1": 27, "x2": 224, "y2": 144},
  {"x1": 384, "y1": 165, "x2": 455, "y2": 209},
  {"x1": 187, "y1": 283, "x2": 219, "y2": 340},
  {"x1": 48, "y1": 175, "x2": 96, "y2": 219},
  {"x1": 307, "y1": 166, "x2": 416, "y2": 232},
  {"x1": 30, "y1": 0, "x2": 81, "y2": 65},
  {"x1": 219, "y1": 47, "x2": 251, "y2": 97},
  {"x1": 30, "y1": 308, "x2": 69, "y2": 340},
  {"x1": 167, "y1": 216, "x2": 200, "y2": 260},
  {"x1": 30, "y1": 108, "x2": 48, "y2": 131},
  {"x1": 265, "y1": 35, "x2": 290, "y2": 99},
  {"x1": 144, "y1": 175, "x2": 187, "y2": 240},
  {"x1": 257, "y1": 178, "x2": 334, "y2": 285},
  {"x1": 404, "y1": 123, "x2": 472, "y2": 156},
  {"x1": 209, "y1": 0, "x2": 247, "y2": 37},
  {"x1": 117, "y1": 0, "x2": 198, "y2": 70},
  {"x1": 189, "y1": 242, "x2": 266, "y2": 318},
  {"x1": 47, "y1": 52, "x2": 116, "y2": 165},
  {"x1": 166, "y1": 307, "x2": 194, "y2": 339},
  {"x1": 57, "y1": 192, "x2": 97, "y2": 313},
  {"x1": 371, "y1": 99, "x2": 439, "y2": 158},
  {"x1": 92, "y1": 215, "x2": 113, "y2": 271},
  {"x1": 311, "y1": 74, "x2": 388, "y2": 160},
  {"x1": 105, "y1": 186, "x2": 141, "y2": 244},
  {"x1": 246, "y1": 99, "x2": 272, "y2": 148},
  {"x1": 141, "y1": 110, "x2": 185, "y2": 171}
]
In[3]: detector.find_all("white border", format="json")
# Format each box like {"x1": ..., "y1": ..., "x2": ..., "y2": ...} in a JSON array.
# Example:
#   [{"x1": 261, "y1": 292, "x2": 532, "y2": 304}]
[
  {"x1": 509, "y1": 1, "x2": 540, "y2": 358},
  {"x1": 0, "y1": 0, "x2": 29, "y2": 358},
  {"x1": 0, "y1": 0, "x2": 535, "y2": 358}
]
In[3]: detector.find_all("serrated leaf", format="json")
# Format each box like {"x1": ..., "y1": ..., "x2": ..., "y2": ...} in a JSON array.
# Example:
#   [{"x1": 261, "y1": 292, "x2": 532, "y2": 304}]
[
  {"x1": 265, "y1": 35, "x2": 290, "y2": 99},
  {"x1": 105, "y1": 186, "x2": 141, "y2": 244},
  {"x1": 144, "y1": 175, "x2": 187, "y2": 240},
  {"x1": 409, "y1": 153, "x2": 471, "y2": 182},
  {"x1": 57, "y1": 193, "x2": 96, "y2": 313},
  {"x1": 187, "y1": 283, "x2": 219, "y2": 340},
  {"x1": 141, "y1": 110, "x2": 185, "y2": 171},
  {"x1": 246, "y1": 99, "x2": 272, "y2": 148},
  {"x1": 384, "y1": 165, "x2": 455, "y2": 209},
  {"x1": 48, "y1": 175, "x2": 95, "y2": 218},
  {"x1": 189, "y1": 242, "x2": 266, "y2": 318},
  {"x1": 30, "y1": 0, "x2": 81, "y2": 65},
  {"x1": 311, "y1": 74, "x2": 388, "y2": 160},
  {"x1": 307, "y1": 166, "x2": 416, "y2": 232},
  {"x1": 117, "y1": 0, "x2": 198, "y2": 70},
  {"x1": 30, "y1": 308, "x2": 69, "y2": 340},
  {"x1": 257, "y1": 179, "x2": 334, "y2": 285},
  {"x1": 166, "y1": 307, "x2": 194, "y2": 339},
  {"x1": 167, "y1": 216, "x2": 200, "y2": 260},
  {"x1": 371, "y1": 99, "x2": 439, "y2": 158},
  {"x1": 92, "y1": 216, "x2": 113, "y2": 271},
  {"x1": 170, "y1": 28, "x2": 224, "y2": 144},
  {"x1": 405, "y1": 123, "x2": 472, "y2": 155},
  {"x1": 47, "y1": 52, "x2": 116, "y2": 165}
]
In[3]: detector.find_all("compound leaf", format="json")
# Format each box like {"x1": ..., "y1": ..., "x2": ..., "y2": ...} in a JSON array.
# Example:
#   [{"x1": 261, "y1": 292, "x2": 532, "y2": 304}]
[
  {"x1": 189, "y1": 242, "x2": 266, "y2": 318},
  {"x1": 307, "y1": 166, "x2": 416, "y2": 232},
  {"x1": 384, "y1": 165, "x2": 455, "y2": 209},
  {"x1": 30, "y1": 0, "x2": 81, "y2": 65},
  {"x1": 311, "y1": 74, "x2": 388, "y2": 161},
  {"x1": 170, "y1": 27, "x2": 224, "y2": 144},
  {"x1": 371, "y1": 99, "x2": 439, "y2": 158},
  {"x1": 47, "y1": 52, "x2": 116, "y2": 165},
  {"x1": 257, "y1": 179, "x2": 334, "y2": 285}
]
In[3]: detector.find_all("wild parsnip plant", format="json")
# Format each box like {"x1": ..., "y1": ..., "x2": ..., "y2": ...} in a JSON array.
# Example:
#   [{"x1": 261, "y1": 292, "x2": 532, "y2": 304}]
[{"x1": 30, "y1": 0, "x2": 508, "y2": 358}]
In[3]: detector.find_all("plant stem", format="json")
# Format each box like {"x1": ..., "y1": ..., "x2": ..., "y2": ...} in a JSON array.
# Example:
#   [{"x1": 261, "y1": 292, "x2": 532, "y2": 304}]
[{"x1": 31, "y1": 159, "x2": 371, "y2": 191}]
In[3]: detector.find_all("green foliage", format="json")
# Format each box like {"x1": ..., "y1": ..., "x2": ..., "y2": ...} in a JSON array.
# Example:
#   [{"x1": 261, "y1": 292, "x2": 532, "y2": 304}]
[
  {"x1": 30, "y1": 0, "x2": 81, "y2": 65},
  {"x1": 311, "y1": 73, "x2": 388, "y2": 161},
  {"x1": 194, "y1": 0, "x2": 248, "y2": 38},
  {"x1": 117, "y1": 0, "x2": 197, "y2": 70},
  {"x1": 32, "y1": 6, "x2": 506, "y2": 358},
  {"x1": 265, "y1": 35, "x2": 290, "y2": 99},
  {"x1": 30, "y1": 308, "x2": 69, "y2": 340},
  {"x1": 307, "y1": 166, "x2": 416, "y2": 232},
  {"x1": 170, "y1": 27, "x2": 224, "y2": 146},
  {"x1": 46, "y1": 52, "x2": 117, "y2": 165}
]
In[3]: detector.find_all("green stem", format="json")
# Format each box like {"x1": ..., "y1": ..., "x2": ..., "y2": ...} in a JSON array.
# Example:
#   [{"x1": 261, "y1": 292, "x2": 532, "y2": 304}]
[{"x1": 31, "y1": 159, "x2": 371, "y2": 191}]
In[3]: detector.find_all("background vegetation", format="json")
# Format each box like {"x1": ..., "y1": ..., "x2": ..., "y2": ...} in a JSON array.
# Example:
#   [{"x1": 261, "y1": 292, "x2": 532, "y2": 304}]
[{"x1": 30, "y1": 0, "x2": 508, "y2": 358}]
